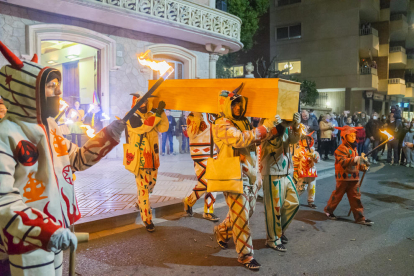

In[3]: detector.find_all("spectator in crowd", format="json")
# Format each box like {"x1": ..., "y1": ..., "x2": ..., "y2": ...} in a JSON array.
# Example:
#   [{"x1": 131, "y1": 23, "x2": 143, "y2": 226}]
[
  {"x1": 301, "y1": 110, "x2": 319, "y2": 143},
  {"x1": 398, "y1": 121, "x2": 410, "y2": 165},
  {"x1": 356, "y1": 122, "x2": 366, "y2": 155},
  {"x1": 352, "y1": 114, "x2": 360, "y2": 126},
  {"x1": 178, "y1": 111, "x2": 190, "y2": 153},
  {"x1": 340, "y1": 110, "x2": 350, "y2": 126},
  {"x1": 330, "y1": 113, "x2": 339, "y2": 154},
  {"x1": 162, "y1": 109, "x2": 176, "y2": 155},
  {"x1": 386, "y1": 113, "x2": 399, "y2": 165},
  {"x1": 390, "y1": 105, "x2": 402, "y2": 128},
  {"x1": 364, "y1": 112, "x2": 382, "y2": 163},
  {"x1": 359, "y1": 112, "x2": 368, "y2": 127},
  {"x1": 309, "y1": 109, "x2": 317, "y2": 120},
  {"x1": 0, "y1": 97, "x2": 6, "y2": 120},
  {"x1": 345, "y1": 116, "x2": 355, "y2": 127},
  {"x1": 403, "y1": 121, "x2": 414, "y2": 167},
  {"x1": 319, "y1": 114, "x2": 334, "y2": 160}
]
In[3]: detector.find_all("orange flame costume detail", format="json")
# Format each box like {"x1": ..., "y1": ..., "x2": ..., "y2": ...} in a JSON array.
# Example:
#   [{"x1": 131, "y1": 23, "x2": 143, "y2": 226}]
[
  {"x1": 23, "y1": 172, "x2": 48, "y2": 203},
  {"x1": 50, "y1": 129, "x2": 68, "y2": 157}
]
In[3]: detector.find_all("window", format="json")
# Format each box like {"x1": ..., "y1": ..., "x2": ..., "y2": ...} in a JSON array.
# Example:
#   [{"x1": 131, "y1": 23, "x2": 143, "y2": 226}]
[
  {"x1": 230, "y1": 65, "x2": 244, "y2": 77},
  {"x1": 277, "y1": 60, "x2": 301, "y2": 75},
  {"x1": 277, "y1": 0, "x2": 301, "y2": 7},
  {"x1": 153, "y1": 59, "x2": 184, "y2": 79},
  {"x1": 276, "y1": 24, "x2": 301, "y2": 40}
]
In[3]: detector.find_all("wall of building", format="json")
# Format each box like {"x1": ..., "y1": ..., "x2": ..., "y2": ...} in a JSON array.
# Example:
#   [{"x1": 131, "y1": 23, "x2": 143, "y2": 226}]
[
  {"x1": 270, "y1": 0, "x2": 361, "y2": 89},
  {"x1": 79, "y1": 57, "x2": 95, "y2": 104},
  {"x1": 0, "y1": 2, "x2": 210, "y2": 157}
]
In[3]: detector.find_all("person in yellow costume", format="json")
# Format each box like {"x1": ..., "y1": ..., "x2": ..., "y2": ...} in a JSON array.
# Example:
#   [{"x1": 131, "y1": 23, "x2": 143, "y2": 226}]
[
  {"x1": 124, "y1": 93, "x2": 169, "y2": 232},
  {"x1": 212, "y1": 85, "x2": 281, "y2": 271}
]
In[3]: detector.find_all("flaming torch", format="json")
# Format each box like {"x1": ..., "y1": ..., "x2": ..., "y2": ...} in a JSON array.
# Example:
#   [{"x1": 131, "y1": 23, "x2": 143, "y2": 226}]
[
  {"x1": 55, "y1": 99, "x2": 69, "y2": 123},
  {"x1": 80, "y1": 125, "x2": 96, "y2": 138},
  {"x1": 122, "y1": 50, "x2": 174, "y2": 122},
  {"x1": 365, "y1": 130, "x2": 394, "y2": 157}
]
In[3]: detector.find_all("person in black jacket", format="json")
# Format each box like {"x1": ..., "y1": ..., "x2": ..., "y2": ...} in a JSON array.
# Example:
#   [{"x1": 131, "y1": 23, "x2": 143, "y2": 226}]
[
  {"x1": 364, "y1": 112, "x2": 382, "y2": 163},
  {"x1": 301, "y1": 110, "x2": 319, "y2": 142},
  {"x1": 162, "y1": 109, "x2": 176, "y2": 155},
  {"x1": 386, "y1": 113, "x2": 399, "y2": 165}
]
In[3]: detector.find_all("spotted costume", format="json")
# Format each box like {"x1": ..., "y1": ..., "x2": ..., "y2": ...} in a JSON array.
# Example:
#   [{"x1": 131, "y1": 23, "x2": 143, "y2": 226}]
[
  {"x1": 0, "y1": 42, "x2": 118, "y2": 275},
  {"x1": 124, "y1": 95, "x2": 169, "y2": 224},
  {"x1": 293, "y1": 132, "x2": 320, "y2": 204},
  {"x1": 184, "y1": 112, "x2": 217, "y2": 214}
]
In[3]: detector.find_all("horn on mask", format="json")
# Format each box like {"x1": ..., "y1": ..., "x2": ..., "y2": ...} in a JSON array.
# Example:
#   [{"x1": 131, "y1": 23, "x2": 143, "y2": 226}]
[
  {"x1": 232, "y1": 83, "x2": 245, "y2": 95},
  {"x1": 0, "y1": 41, "x2": 24, "y2": 69},
  {"x1": 31, "y1": 54, "x2": 38, "y2": 63}
]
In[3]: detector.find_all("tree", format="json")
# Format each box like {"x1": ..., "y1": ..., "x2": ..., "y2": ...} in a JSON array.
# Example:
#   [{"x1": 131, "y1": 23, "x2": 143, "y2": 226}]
[
  {"x1": 290, "y1": 77, "x2": 319, "y2": 106},
  {"x1": 216, "y1": 0, "x2": 269, "y2": 78}
]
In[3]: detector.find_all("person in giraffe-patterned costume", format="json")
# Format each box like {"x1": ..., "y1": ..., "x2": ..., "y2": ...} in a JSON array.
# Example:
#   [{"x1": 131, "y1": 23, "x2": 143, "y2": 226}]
[
  {"x1": 293, "y1": 131, "x2": 320, "y2": 208},
  {"x1": 0, "y1": 41, "x2": 124, "y2": 276},
  {"x1": 124, "y1": 93, "x2": 169, "y2": 232},
  {"x1": 324, "y1": 125, "x2": 372, "y2": 226},
  {"x1": 212, "y1": 84, "x2": 281, "y2": 271},
  {"x1": 258, "y1": 112, "x2": 301, "y2": 252},
  {"x1": 183, "y1": 112, "x2": 219, "y2": 222}
]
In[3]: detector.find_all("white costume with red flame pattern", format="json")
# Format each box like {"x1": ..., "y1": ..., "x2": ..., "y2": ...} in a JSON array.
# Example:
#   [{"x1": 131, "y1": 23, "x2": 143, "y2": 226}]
[
  {"x1": 0, "y1": 42, "x2": 118, "y2": 276},
  {"x1": 184, "y1": 112, "x2": 217, "y2": 214},
  {"x1": 293, "y1": 134, "x2": 320, "y2": 204}
]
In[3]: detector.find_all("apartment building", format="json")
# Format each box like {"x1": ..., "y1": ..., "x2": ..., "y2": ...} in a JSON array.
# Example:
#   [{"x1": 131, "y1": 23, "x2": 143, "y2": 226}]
[
  {"x1": 0, "y1": 0, "x2": 241, "y2": 156},
  {"x1": 269, "y1": 0, "x2": 414, "y2": 119}
]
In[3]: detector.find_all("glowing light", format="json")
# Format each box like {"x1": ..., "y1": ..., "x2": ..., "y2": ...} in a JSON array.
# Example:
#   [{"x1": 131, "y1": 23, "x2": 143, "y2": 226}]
[
  {"x1": 300, "y1": 123, "x2": 307, "y2": 136},
  {"x1": 59, "y1": 99, "x2": 69, "y2": 112},
  {"x1": 101, "y1": 113, "x2": 110, "y2": 121},
  {"x1": 380, "y1": 130, "x2": 394, "y2": 141},
  {"x1": 71, "y1": 111, "x2": 77, "y2": 118},
  {"x1": 137, "y1": 50, "x2": 172, "y2": 75},
  {"x1": 81, "y1": 125, "x2": 96, "y2": 138},
  {"x1": 65, "y1": 119, "x2": 74, "y2": 125},
  {"x1": 88, "y1": 104, "x2": 94, "y2": 113},
  {"x1": 284, "y1": 63, "x2": 293, "y2": 71}
]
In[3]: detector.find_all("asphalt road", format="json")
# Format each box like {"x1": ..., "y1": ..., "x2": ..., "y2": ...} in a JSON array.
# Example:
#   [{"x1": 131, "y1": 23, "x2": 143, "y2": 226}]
[{"x1": 5, "y1": 162, "x2": 414, "y2": 276}]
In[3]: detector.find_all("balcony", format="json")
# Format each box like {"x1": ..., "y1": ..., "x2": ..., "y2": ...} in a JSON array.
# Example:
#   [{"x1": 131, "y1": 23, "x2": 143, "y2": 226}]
[
  {"x1": 359, "y1": 0, "x2": 380, "y2": 22},
  {"x1": 359, "y1": 67, "x2": 378, "y2": 90},
  {"x1": 390, "y1": 13, "x2": 408, "y2": 41},
  {"x1": 359, "y1": 27, "x2": 379, "y2": 58},
  {"x1": 388, "y1": 78, "x2": 406, "y2": 96},
  {"x1": 389, "y1": 46, "x2": 407, "y2": 69},
  {"x1": 10, "y1": 0, "x2": 243, "y2": 52},
  {"x1": 407, "y1": 54, "x2": 414, "y2": 69},
  {"x1": 406, "y1": 82, "x2": 414, "y2": 98}
]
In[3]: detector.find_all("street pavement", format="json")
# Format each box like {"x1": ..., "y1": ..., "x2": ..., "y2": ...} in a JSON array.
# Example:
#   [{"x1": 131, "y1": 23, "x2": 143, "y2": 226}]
[{"x1": 58, "y1": 162, "x2": 414, "y2": 276}]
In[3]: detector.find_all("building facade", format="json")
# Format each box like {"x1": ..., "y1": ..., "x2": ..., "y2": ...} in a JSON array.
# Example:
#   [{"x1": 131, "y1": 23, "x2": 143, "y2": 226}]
[
  {"x1": 0, "y1": 0, "x2": 242, "y2": 156},
  {"x1": 269, "y1": 0, "x2": 414, "y2": 118}
]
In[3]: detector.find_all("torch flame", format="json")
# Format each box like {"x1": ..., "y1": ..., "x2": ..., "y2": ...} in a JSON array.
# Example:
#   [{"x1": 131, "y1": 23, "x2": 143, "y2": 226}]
[
  {"x1": 88, "y1": 104, "x2": 94, "y2": 114},
  {"x1": 299, "y1": 123, "x2": 307, "y2": 136},
  {"x1": 65, "y1": 119, "x2": 74, "y2": 125},
  {"x1": 138, "y1": 50, "x2": 172, "y2": 75},
  {"x1": 81, "y1": 124, "x2": 96, "y2": 138},
  {"x1": 101, "y1": 113, "x2": 110, "y2": 121},
  {"x1": 380, "y1": 130, "x2": 394, "y2": 141},
  {"x1": 59, "y1": 99, "x2": 69, "y2": 112},
  {"x1": 71, "y1": 111, "x2": 77, "y2": 119}
]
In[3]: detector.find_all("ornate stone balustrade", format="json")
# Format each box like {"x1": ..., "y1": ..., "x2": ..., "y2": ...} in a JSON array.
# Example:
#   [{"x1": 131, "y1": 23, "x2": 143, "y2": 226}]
[{"x1": 91, "y1": 0, "x2": 241, "y2": 41}]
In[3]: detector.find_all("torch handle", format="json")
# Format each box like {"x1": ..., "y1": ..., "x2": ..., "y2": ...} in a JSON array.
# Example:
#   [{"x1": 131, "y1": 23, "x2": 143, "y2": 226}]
[
  {"x1": 365, "y1": 139, "x2": 389, "y2": 157},
  {"x1": 123, "y1": 67, "x2": 174, "y2": 122}
]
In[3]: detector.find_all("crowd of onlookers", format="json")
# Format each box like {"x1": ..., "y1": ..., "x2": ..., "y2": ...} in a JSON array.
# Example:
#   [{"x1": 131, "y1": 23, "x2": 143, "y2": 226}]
[{"x1": 300, "y1": 106, "x2": 414, "y2": 167}]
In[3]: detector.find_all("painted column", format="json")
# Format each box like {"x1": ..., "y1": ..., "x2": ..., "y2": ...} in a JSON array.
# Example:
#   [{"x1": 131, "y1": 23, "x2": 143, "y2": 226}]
[{"x1": 209, "y1": 53, "x2": 219, "y2": 79}]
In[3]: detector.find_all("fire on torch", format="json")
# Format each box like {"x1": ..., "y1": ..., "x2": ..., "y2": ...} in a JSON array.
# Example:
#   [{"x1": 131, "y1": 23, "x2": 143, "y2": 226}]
[
  {"x1": 365, "y1": 129, "x2": 394, "y2": 157},
  {"x1": 55, "y1": 98, "x2": 69, "y2": 123},
  {"x1": 122, "y1": 50, "x2": 174, "y2": 122}
]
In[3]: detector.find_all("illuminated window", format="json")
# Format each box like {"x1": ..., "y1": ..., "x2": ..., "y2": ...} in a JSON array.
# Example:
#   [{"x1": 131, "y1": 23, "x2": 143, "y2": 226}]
[
  {"x1": 276, "y1": 24, "x2": 301, "y2": 40},
  {"x1": 277, "y1": 60, "x2": 301, "y2": 75},
  {"x1": 231, "y1": 65, "x2": 244, "y2": 77}
]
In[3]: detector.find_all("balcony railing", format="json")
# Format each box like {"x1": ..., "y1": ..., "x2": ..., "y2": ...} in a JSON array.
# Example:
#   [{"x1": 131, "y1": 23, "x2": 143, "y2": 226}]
[
  {"x1": 390, "y1": 13, "x2": 407, "y2": 22},
  {"x1": 359, "y1": 27, "x2": 378, "y2": 36},
  {"x1": 390, "y1": 46, "x2": 406, "y2": 53},
  {"x1": 90, "y1": 0, "x2": 241, "y2": 40},
  {"x1": 388, "y1": 78, "x2": 405, "y2": 85},
  {"x1": 360, "y1": 67, "x2": 377, "y2": 75}
]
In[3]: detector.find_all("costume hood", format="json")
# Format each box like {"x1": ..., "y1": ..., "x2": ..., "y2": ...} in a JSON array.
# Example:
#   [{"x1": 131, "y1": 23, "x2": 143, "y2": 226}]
[
  {"x1": 299, "y1": 131, "x2": 315, "y2": 148},
  {"x1": 218, "y1": 83, "x2": 246, "y2": 120},
  {"x1": 0, "y1": 41, "x2": 61, "y2": 124},
  {"x1": 335, "y1": 125, "x2": 363, "y2": 140},
  {"x1": 131, "y1": 92, "x2": 155, "y2": 116}
]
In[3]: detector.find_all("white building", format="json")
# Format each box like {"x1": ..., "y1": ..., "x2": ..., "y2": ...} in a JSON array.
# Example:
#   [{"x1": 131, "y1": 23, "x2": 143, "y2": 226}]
[{"x1": 0, "y1": 0, "x2": 242, "y2": 156}]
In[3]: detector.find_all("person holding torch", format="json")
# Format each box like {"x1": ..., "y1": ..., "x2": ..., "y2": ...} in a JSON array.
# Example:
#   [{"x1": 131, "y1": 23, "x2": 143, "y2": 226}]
[{"x1": 324, "y1": 125, "x2": 373, "y2": 226}]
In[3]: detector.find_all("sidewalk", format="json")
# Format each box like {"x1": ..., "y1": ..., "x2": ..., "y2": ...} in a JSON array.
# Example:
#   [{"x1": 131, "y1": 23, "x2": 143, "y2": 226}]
[{"x1": 74, "y1": 153, "x2": 335, "y2": 231}]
